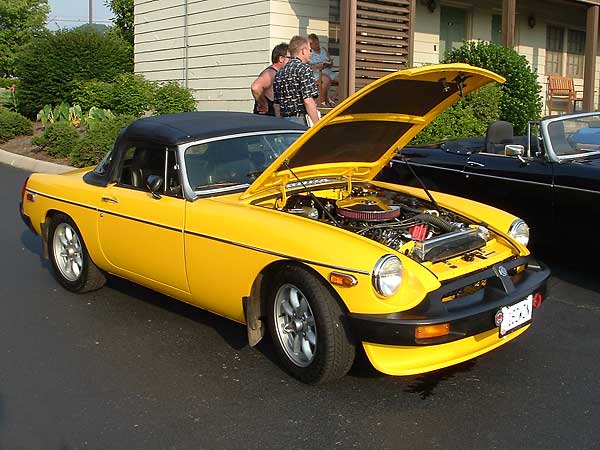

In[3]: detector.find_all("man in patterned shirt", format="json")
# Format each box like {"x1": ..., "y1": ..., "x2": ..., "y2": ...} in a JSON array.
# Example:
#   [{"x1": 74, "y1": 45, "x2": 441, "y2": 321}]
[{"x1": 273, "y1": 35, "x2": 320, "y2": 126}]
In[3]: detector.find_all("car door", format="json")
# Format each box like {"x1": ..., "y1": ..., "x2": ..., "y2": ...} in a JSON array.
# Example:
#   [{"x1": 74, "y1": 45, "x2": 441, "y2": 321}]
[
  {"x1": 380, "y1": 145, "x2": 471, "y2": 194},
  {"x1": 97, "y1": 143, "x2": 189, "y2": 294},
  {"x1": 462, "y1": 149, "x2": 554, "y2": 240}
]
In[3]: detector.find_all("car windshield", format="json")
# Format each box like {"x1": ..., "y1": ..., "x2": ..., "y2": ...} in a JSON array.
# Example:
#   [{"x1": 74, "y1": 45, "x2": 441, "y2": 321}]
[
  {"x1": 547, "y1": 114, "x2": 600, "y2": 159},
  {"x1": 184, "y1": 132, "x2": 302, "y2": 191}
]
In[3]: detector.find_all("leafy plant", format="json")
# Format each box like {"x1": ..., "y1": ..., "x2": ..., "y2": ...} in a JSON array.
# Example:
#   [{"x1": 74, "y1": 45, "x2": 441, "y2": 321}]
[
  {"x1": 69, "y1": 104, "x2": 82, "y2": 127},
  {"x1": 73, "y1": 80, "x2": 114, "y2": 111},
  {"x1": 444, "y1": 41, "x2": 542, "y2": 135},
  {"x1": 15, "y1": 27, "x2": 132, "y2": 117},
  {"x1": 411, "y1": 84, "x2": 502, "y2": 145},
  {"x1": 0, "y1": 108, "x2": 33, "y2": 143},
  {"x1": 31, "y1": 120, "x2": 79, "y2": 158},
  {"x1": 36, "y1": 104, "x2": 53, "y2": 127},
  {"x1": 83, "y1": 106, "x2": 115, "y2": 130},
  {"x1": 70, "y1": 114, "x2": 134, "y2": 167},
  {"x1": 111, "y1": 73, "x2": 155, "y2": 116},
  {"x1": 0, "y1": 83, "x2": 18, "y2": 111},
  {"x1": 153, "y1": 81, "x2": 196, "y2": 115}
]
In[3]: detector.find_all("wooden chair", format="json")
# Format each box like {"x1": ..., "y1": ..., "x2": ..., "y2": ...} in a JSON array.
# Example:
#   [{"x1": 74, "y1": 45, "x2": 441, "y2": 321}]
[{"x1": 547, "y1": 75, "x2": 583, "y2": 114}]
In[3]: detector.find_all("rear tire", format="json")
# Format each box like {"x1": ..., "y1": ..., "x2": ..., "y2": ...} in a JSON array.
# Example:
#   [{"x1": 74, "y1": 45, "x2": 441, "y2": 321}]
[
  {"x1": 267, "y1": 265, "x2": 355, "y2": 384},
  {"x1": 47, "y1": 213, "x2": 106, "y2": 293}
]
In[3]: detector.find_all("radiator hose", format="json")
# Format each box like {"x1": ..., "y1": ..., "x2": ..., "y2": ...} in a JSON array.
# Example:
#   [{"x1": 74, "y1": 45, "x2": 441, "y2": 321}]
[{"x1": 412, "y1": 213, "x2": 457, "y2": 233}]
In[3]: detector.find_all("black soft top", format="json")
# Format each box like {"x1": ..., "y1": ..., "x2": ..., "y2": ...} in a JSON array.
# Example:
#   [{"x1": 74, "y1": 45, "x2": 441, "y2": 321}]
[{"x1": 121, "y1": 111, "x2": 306, "y2": 145}]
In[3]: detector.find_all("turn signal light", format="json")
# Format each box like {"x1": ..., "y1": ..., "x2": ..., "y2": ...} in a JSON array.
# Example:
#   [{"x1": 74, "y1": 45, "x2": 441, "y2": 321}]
[
  {"x1": 532, "y1": 292, "x2": 543, "y2": 309},
  {"x1": 329, "y1": 272, "x2": 358, "y2": 287},
  {"x1": 415, "y1": 323, "x2": 450, "y2": 339}
]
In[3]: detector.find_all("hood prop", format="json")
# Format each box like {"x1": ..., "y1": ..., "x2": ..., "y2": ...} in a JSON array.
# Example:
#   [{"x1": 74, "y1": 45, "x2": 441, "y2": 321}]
[
  {"x1": 399, "y1": 153, "x2": 441, "y2": 213},
  {"x1": 281, "y1": 159, "x2": 340, "y2": 227}
]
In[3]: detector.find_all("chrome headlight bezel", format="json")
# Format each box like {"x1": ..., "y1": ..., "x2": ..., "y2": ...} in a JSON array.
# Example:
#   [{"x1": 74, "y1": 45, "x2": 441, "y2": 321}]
[
  {"x1": 508, "y1": 219, "x2": 530, "y2": 247},
  {"x1": 372, "y1": 254, "x2": 403, "y2": 297}
]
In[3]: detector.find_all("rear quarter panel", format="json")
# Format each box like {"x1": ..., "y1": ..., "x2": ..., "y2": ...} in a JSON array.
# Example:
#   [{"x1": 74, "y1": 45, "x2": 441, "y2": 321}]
[{"x1": 22, "y1": 169, "x2": 109, "y2": 269}]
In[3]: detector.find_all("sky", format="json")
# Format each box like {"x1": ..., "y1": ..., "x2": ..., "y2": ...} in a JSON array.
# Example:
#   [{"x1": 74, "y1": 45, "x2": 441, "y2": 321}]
[{"x1": 47, "y1": 0, "x2": 113, "y2": 30}]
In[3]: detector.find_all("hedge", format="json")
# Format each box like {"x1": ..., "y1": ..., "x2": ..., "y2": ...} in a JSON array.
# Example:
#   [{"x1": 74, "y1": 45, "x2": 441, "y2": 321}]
[
  {"x1": 31, "y1": 121, "x2": 80, "y2": 158},
  {"x1": 444, "y1": 41, "x2": 543, "y2": 135},
  {"x1": 153, "y1": 81, "x2": 197, "y2": 115},
  {"x1": 70, "y1": 114, "x2": 135, "y2": 167},
  {"x1": 15, "y1": 27, "x2": 132, "y2": 117},
  {"x1": 0, "y1": 108, "x2": 33, "y2": 143}
]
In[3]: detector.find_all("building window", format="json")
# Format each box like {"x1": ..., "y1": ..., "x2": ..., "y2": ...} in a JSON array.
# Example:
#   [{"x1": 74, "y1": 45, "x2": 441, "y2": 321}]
[
  {"x1": 491, "y1": 14, "x2": 502, "y2": 45},
  {"x1": 545, "y1": 25, "x2": 564, "y2": 76},
  {"x1": 567, "y1": 29, "x2": 585, "y2": 78}
]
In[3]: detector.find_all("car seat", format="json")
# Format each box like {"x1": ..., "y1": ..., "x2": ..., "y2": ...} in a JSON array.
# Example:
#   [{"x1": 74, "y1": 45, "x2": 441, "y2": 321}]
[{"x1": 485, "y1": 121, "x2": 514, "y2": 154}]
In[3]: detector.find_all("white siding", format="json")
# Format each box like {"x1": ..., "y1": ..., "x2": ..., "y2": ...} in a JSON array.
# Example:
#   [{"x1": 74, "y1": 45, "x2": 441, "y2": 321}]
[{"x1": 135, "y1": 0, "x2": 329, "y2": 112}]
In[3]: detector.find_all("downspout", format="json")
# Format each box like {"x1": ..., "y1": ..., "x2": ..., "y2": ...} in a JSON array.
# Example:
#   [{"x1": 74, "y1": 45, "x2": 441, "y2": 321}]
[{"x1": 184, "y1": 0, "x2": 189, "y2": 88}]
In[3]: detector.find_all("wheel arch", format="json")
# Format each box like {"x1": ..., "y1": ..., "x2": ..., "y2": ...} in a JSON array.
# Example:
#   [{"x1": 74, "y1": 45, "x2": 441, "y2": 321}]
[{"x1": 243, "y1": 259, "x2": 351, "y2": 347}]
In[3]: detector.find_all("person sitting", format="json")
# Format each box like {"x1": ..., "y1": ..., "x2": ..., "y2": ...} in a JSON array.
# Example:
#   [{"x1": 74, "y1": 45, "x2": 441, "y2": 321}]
[
  {"x1": 308, "y1": 33, "x2": 338, "y2": 107},
  {"x1": 251, "y1": 42, "x2": 290, "y2": 116}
]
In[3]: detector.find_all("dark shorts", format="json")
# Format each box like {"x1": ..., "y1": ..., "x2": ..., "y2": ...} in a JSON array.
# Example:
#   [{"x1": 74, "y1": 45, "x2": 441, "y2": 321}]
[{"x1": 253, "y1": 98, "x2": 276, "y2": 116}]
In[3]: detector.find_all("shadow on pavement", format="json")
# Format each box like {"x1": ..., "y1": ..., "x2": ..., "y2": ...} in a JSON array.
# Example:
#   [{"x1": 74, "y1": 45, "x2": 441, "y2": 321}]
[
  {"x1": 106, "y1": 276, "x2": 249, "y2": 352},
  {"x1": 402, "y1": 360, "x2": 477, "y2": 399},
  {"x1": 534, "y1": 245, "x2": 600, "y2": 294}
]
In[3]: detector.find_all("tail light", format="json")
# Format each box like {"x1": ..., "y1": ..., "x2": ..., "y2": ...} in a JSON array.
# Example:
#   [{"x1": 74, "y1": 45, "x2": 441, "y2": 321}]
[{"x1": 532, "y1": 292, "x2": 543, "y2": 309}]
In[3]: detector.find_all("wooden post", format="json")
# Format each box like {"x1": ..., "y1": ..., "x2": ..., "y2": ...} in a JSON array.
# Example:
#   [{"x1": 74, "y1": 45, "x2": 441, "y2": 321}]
[
  {"x1": 502, "y1": 0, "x2": 516, "y2": 48},
  {"x1": 584, "y1": 5, "x2": 599, "y2": 112},
  {"x1": 339, "y1": 0, "x2": 356, "y2": 100}
]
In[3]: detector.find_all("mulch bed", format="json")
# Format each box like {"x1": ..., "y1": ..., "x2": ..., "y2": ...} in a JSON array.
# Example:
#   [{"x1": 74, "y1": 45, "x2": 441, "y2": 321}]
[{"x1": 1, "y1": 122, "x2": 70, "y2": 166}]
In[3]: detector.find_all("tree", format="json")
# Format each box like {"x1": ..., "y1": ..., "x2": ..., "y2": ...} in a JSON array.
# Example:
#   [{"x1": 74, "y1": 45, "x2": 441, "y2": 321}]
[
  {"x1": 105, "y1": 0, "x2": 134, "y2": 46},
  {"x1": 0, "y1": 0, "x2": 50, "y2": 77}
]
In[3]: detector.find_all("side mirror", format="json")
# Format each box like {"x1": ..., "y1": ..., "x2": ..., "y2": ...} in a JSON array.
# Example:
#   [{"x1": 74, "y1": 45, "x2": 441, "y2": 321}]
[
  {"x1": 146, "y1": 175, "x2": 164, "y2": 199},
  {"x1": 505, "y1": 144, "x2": 525, "y2": 157}
]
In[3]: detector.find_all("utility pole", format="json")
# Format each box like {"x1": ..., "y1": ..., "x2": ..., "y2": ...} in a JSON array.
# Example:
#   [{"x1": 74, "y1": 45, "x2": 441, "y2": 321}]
[{"x1": 89, "y1": 0, "x2": 93, "y2": 25}]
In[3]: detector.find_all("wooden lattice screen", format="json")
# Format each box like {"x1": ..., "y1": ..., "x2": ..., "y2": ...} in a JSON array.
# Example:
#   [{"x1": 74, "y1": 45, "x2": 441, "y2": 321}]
[{"x1": 354, "y1": 0, "x2": 412, "y2": 89}]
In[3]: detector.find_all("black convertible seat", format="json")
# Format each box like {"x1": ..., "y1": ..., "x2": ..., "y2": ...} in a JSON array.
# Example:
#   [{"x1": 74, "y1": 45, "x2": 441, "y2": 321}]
[{"x1": 485, "y1": 121, "x2": 514, "y2": 154}]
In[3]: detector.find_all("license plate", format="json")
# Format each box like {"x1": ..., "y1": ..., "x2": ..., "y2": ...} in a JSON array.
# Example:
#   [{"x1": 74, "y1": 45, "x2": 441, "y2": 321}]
[{"x1": 495, "y1": 295, "x2": 533, "y2": 337}]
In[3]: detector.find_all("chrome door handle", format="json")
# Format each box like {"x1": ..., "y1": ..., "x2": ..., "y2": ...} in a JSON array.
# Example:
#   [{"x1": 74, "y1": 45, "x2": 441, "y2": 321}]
[
  {"x1": 101, "y1": 196, "x2": 119, "y2": 204},
  {"x1": 466, "y1": 161, "x2": 486, "y2": 167}
]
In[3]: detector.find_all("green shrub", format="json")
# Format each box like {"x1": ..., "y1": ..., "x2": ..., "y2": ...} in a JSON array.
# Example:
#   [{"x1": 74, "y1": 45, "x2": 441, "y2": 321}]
[
  {"x1": 0, "y1": 108, "x2": 33, "y2": 143},
  {"x1": 73, "y1": 80, "x2": 115, "y2": 111},
  {"x1": 70, "y1": 114, "x2": 134, "y2": 167},
  {"x1": 153, "y1": 81, "x2": 196, "y2": 115},
  {"x1": 0, "y1": 78, "x2": 19, "y2": 89},
  {"x1": 411, "y1": 83, "x2": 501, "y2": 145},
  {"x1": 15, "y1": 27, "x2": 132, "y2": 117},
  {"x1": 32, "y1": 121, "x2": 80, "y2": 158},
  {"x1": 444, "y1": 41, "x2": 543, "y2": 135},
  {"x1": 111, "y1": 73, "x2": 155, "y2": 116}
]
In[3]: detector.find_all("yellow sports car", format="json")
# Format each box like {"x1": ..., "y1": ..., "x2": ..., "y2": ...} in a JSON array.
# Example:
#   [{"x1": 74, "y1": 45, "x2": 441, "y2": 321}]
[{"x1": 20, "y1": 64, "x2": 550, "y2": 384}]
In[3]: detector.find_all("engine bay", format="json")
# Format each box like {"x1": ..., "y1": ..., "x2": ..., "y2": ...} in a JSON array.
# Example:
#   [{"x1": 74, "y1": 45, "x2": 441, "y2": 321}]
[{"x1": 279, "y1": 184, "x2": 492, "y2": 264}]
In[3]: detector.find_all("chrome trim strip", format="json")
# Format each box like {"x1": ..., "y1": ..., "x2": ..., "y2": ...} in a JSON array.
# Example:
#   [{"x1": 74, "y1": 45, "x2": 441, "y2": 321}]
[
  {"x1": 29, "y1": 189, "x2": 370, "y2": 275},
  {"x1": 396, "y1": 161, "x2": 464, "y2": 174},
  {"x1": 184, "y1": 229, "x2": 371, "y2": 276},
  {"x1": 27, "y1": 190, "x2": 97, "y2": 211},
  {"x1": 402, "y1": 160, "x2": 599, "y2": 194}
]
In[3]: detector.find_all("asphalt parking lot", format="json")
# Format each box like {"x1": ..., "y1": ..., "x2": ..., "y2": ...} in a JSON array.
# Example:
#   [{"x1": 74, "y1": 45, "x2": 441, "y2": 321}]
[{"x1": 1, "y1": 163, "x2": 599, "y2": 450}]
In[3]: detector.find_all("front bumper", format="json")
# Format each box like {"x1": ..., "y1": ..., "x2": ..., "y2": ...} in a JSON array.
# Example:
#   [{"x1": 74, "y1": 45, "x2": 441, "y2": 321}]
[{"x1": 349, "y1": 257, "x2": 550, "y2": 375}]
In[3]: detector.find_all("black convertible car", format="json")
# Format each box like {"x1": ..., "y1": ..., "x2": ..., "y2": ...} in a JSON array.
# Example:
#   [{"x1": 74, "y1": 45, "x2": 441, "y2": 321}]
[{"x1": 378, "y1": 112, "x2": 600, "y2": 247}]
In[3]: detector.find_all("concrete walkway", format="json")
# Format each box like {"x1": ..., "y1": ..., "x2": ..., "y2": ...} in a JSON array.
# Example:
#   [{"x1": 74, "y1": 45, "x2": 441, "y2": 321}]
[{"x1": 0, "y1": 148, "x2": 72, "y2": 174}]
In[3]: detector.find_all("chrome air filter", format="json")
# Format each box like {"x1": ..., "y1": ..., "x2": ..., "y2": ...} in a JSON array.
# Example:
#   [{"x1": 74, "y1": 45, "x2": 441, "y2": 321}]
[{"x1": 336, "y1": 196, "x2": 401, "y2": 221}]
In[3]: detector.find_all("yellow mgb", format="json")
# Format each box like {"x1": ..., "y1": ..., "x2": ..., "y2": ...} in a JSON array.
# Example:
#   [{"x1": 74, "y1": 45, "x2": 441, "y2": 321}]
[{"x1": 20, "y1": 64, "x2": 550, "y2": 384}]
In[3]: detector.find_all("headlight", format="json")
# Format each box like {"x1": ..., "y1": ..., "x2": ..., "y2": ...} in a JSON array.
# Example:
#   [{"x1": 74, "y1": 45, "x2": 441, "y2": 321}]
[
  {"x1": 509, "y1": 219, "x2": 530, "y2": 247},
  {"x1": 372, "y1": 255, "x2": 403, "y2": 297}
]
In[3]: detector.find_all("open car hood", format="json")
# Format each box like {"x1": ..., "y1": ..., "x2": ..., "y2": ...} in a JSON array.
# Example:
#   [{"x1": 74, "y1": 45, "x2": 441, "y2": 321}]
[{"x1": 242, "y1": 63, "x2": 504, "y2": 199}]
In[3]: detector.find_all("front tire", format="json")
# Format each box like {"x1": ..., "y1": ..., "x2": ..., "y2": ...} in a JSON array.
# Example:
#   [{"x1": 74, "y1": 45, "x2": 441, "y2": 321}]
[
  {"x1": 267, "y1": 265, "x2": 355, "y2": 384},
  {"x1": 47, "y1": 213, "x2": 106, "y2": 293}
]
